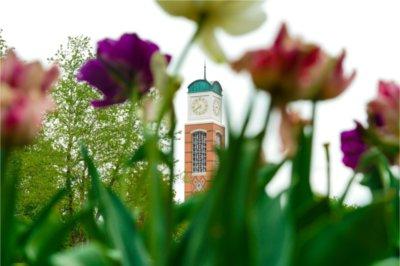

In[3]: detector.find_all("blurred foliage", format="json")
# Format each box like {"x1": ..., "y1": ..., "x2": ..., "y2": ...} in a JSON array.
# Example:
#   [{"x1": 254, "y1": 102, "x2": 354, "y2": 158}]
[{"x1": 3, "y1": 99, "x2": 398, "y2": 265}]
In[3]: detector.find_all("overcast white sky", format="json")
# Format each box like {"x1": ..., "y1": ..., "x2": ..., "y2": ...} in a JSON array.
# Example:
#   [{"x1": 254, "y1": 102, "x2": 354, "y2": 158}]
[{"x1": 2, "y1": 0, "x2": 399, "y2": 205}]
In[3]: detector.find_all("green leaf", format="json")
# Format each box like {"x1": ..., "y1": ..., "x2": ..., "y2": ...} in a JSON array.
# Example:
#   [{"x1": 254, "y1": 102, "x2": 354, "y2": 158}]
[
  {"x1": 143, "y1": 135, "x2": 169, "y2": 266},
  {"x1": 256, "y1": 160, "x2": 286, "y2": 196},
  {"x1": 297, "y1": 201, "x2": 392, "y2": 266},
  {"x1": 358, "y1": 148, "x2": 387, "y2": 191},
  {"x1": 127, "y1": 144, "x2": 146, "y2": 165},
  {"x1": 175, "y1": 129, "x2": 264, "y2": 265},
  {"x1": 127, "y1": 142, "x2": 169, "y2": 166},
  {"x1": 357, "y1": 148, "x2": 399, "y2": 249},
  {"x1": 372, "y1": 257, "x2": 400, "y2": 266},
  {"x1": 295, "y1": 198, "x2": 331, "y2": 233},
  {"x1": 50, "y1": 243, "x2": 118, "y2": 266},
  {"x1": 290, "y1": 127, "x2": 314, "y2": 208},
  {"x1": 79, "y1": 208, "x2": 109, "y2": 245},
  {"x1": 105, "y1": 190, "x2": 150, "y2": 266},
  {"x1": 80, "y1": 144, "x2": 149, "y2": 266},
  {"x1": 173, "y1": 194, "x2": 204, "y2": 225},
  {"x1": 358, "y1": 148, "x2": 398, "y2": 192},
  {"x1": 1, "y1": 149, "x2": 19, "y2": 266},
  {"x1": 251, "y1": 193, "x2": 293, "y2": 266},
  {"x1": 24, "y1": 209, "x2": 85, "y2": 265},
  {"x1": 17, "y1": 188, "x2": 66, "y2": 247}
]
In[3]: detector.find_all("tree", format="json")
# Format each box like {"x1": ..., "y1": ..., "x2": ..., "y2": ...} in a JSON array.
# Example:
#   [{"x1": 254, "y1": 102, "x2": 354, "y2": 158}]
[
  {"x1": 0, "y1": 29, "x2": 10, "y2": 57},
  {"x1": 14, "y1": 36, "x2": 148, "y2": 245}
]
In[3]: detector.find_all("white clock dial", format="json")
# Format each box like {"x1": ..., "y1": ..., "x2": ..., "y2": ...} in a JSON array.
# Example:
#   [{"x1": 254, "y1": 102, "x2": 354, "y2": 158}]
[
  {"x1": 213, "y1": 98, "x2": 221, "y2": 116},
  {"x1": 192, "y1": 97, "x2": 208, "y2": 115}
]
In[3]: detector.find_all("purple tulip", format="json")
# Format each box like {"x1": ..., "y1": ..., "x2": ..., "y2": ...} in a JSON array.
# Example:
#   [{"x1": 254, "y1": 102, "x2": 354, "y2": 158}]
[
  {"x1": 77, "y1": 33, "x2": 171, "y2": 107},
  {"x1": 340, "y1": 122, "x2": 367, "y2": 169}
]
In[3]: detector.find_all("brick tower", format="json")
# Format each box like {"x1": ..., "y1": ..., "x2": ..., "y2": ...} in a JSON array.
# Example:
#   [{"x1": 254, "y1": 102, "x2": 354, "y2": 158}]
[{"x1": 184, "y1": 67, "x2": 225, "y2": 199}]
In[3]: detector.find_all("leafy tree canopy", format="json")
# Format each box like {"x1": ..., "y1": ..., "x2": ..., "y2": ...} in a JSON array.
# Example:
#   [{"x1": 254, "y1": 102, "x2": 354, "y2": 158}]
[{"x1": 12, "y1": 36, "x2": 149, "y2": 244}]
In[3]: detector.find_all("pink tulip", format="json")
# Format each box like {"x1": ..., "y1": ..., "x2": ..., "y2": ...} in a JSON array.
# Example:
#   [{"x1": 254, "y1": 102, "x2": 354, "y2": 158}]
[
  {"x1": 313, "y1": 51, "x2": 356, "y2": 100},
  {"x1": 232, "y1": 23, "x2": 356, "y2": 104},
  {"x1": 367, "y1": 80, "x2": 400, "y2": 145},
  {"x1": 1, "y1": 51, "x2": 59, "y2": 147},
  {"x1": 279, "y1": 107, "x2": 309, "y2": 157}
]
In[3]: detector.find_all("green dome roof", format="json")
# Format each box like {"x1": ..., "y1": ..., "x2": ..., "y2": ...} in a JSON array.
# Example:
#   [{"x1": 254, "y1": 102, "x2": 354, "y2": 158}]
[{"x1": 188, "y1": 79, "x2": 222, "y2": 96}]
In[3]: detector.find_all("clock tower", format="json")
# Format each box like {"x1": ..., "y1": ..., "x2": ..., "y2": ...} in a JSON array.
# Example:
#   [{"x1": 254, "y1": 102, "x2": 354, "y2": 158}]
[{"x1": 184, "y1": 69, "x2": 225, "y2": 199}]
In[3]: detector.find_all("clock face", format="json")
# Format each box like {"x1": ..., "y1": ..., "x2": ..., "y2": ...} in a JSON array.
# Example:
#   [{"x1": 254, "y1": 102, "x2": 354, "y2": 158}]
[
  {"x1": 213, "y1": 98, "x2": 221, "y2": 116},
  {"x1": 192, "y1": 97, "x2": 208, "y2": 115}
]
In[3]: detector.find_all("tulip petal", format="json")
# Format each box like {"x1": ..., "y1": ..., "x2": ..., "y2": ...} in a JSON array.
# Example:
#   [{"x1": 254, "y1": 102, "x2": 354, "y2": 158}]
[
  {"x1": 1, "y1": 51, "x2": 26, "y2": 88},
  {"x1": 340, "y1": 123, "x2": 367, "y2": 169},
  {"x1": 16, "y1": 62, "x2": 45, "y2": 91},
  {"x1": 198, "y1": 26, "x2": 227, "y2": 63},
  {"x1": 41, "y1": 65, "x2": 60, "y2": 92},
  {"x1": 218, "y1": 1, "x2": 266, "y2": 35},
  {"x1": 156, "y1": 0, "x2": 199, "y2": 20},
  {"x1": 77, "y1": 59, "x2": 124, "y2": 107},
  {"x1": 1, "y1": 51, "x2": 58, "y2": 147}
]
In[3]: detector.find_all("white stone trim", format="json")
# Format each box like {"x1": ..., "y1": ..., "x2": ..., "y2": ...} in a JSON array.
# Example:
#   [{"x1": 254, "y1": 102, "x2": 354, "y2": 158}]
[
  {"x1": 190, "y1": 128, "x2": 207, "y2": 134},
  {"x1": 191, "y1": 172, "x2": 206, "y2": 176},
  {"x1": 185, "y1": 121, "x2": 225, "y2": 127}
]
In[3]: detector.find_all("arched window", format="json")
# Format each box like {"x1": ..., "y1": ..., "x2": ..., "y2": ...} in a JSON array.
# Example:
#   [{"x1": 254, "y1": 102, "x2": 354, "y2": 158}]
[
  {"x1": 192, "y1": 131, "x2": 207, "y2": 173},
  {"x1": 215, "y1": 132, "x2": 223, "y2": 148}
]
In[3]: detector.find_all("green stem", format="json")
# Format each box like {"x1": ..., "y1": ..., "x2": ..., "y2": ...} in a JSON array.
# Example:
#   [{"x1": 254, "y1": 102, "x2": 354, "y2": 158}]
[
  {"x1": 160, "y1": 23, "x2": 204, "y2": 258},
  {"x1": 166, "y1": 107, "x2": 176, "y2": 252},
  {"x1": 134, "y1": 15, "x2": 209, "y2": 264},
  {"x1": 1, "y1": 148, "x2": 14, "y2": 266},
  {"x1": 339, "y1": 173, "x2": 357, "y2": 205},
  {"x1": 310, "y1": 101, "x2": 317, "y2": 144},
  {"x1": 145, "y1": 133, "x2": 168, "y2": 265},
  {"x1": 242, "y1": 97, "x2": 274, "y2": 201},
  {"x1": 154, "y1": 21, "x2": 202, "y2": 132},
  {"x1": 308, "y1": 101, "x2": 318, "y2": 178},
  {"x1": 168, "y1": 109, "x2": 176, "y2": 199},
  {"x1": 323, "y1": 143, "x2": 331, "y2": 198},
  {"x1": 0, "y1": 148, "x2": 7, "y2": 182},
  {"x1": 156, "y1": 20, "x2": 205, "y2": 197},
  {"x1": 172, "y1": 19, "x2": 205, "y2": 75},
  {"x1": 262, "y1": 98, "x2": 274, "y2": 138},
  {"x1": 145, "y1": 20, "x2": 205, "y2": 264}
]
